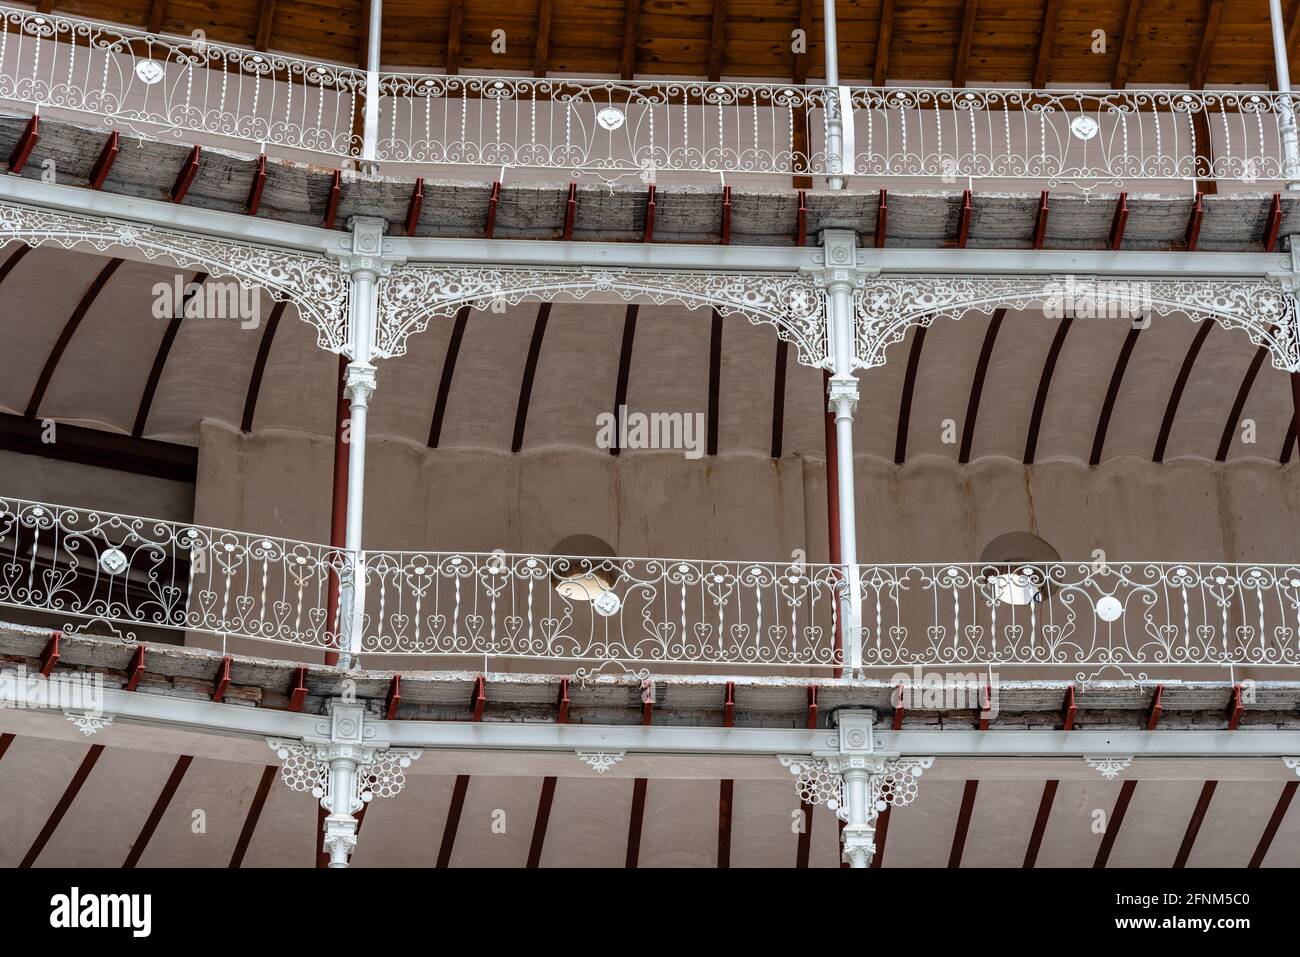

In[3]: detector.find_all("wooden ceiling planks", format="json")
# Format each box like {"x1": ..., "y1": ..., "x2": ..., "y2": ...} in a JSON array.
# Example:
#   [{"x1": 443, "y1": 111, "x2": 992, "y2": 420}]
[{"x1": 32, "y1": 0, "x2": 1300, "y2": 84}]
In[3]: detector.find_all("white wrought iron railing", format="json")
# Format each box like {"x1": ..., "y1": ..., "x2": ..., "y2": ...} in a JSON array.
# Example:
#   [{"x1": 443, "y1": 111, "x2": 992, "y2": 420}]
[
  {"x1": 3, "y1": 495, "x2": 1300, "y2": 680},
  {"x1": 0, "y1": 7, "x2": 366, "y2": 159},
  {"x1": 1, "y1": 6, "x2": 1297, "y2": 189}
]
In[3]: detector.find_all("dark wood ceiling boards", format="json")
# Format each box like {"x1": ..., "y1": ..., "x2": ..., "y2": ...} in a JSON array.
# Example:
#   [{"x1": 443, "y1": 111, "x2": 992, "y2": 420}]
[{"x1": 34, "y1": 0, "x2": 1300, "y2": 86}]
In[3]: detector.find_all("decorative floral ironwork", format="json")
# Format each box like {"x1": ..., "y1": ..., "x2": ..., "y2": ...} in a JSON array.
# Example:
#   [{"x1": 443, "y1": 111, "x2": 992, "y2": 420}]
[
  {"x1": 1085, "y1": 756, "x2": 1134, "y2": 780},
  {"x1": 576, "y1": 751, "x2": 625, "y2": 774},
  {"x1": 0, "y1": 201, "x2": 352, "y2": 354},
  {"x1": 375, "y1": 263, "x2": 829, "y2": 366},
  {"x1": 778, "y1": 754, "x2": 933, "y2": 823},
  {"x1": 853, "y1": 274, "x2": 1300, "y2": 373},
  {"x1": 64, "y1": 710, "x2": 112, "y2": 735},
  {"x1": 267, "y1": 738, "x2": 420, "y2": 808}
]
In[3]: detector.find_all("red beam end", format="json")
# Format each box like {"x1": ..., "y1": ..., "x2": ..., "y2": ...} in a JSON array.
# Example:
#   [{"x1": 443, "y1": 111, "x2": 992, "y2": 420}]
[
  {"x1": 7, "y1": 115, "x2": 39, "y2": 174},
  {"x1": 643, "y1": 183, "x2": 656, "y2": 243},
  {"x1": 1265, "y1": 193, "x2": 1282, "y2": 253},
  {"x1": 1185, "y1": 192, "x2": 1204, "y2": 251},
  {"x1": 485, "y1": 181, "x2": 501, "y2": 239},
  {"x1": 39, "y1": 631, "x2": 60, "y2": 677},
  {"x1": 1033, "y1": 190, "x2": 1050, "y2": 249},
  {"x1": 170, "y1": 145, "x2": 201, "y2": 204},
  {"x1": 246, "y1": 154, "x2": 267, "y2": 216},
  {"x1": 124, "y1": 645, "x2": 146, "y2": 692},
  {"x1": 211, "y1": 655, "x2": 232, "y2": 703},
  {"x1": 640, "y1": 678, "x2": 655, "y2": 726},
  {"x1": 977, "y1": 682, "x2": 992, "y2": 731},
  {"x1": 1109, "y1": 192, "x2": 1129, "y2": 250},
  {"x1": 88, "y1": 132, "x2": 120, "y2": 191},
  {"x1": 1062, "y1": 684, "x2": 1077, "y2": 731},
  {"x1": 723, "y1": 681, "x2": 735, "y2": 728},
  {"x1": 404, "y1": 177, "x2": 425, "y2": 236},
  {"x1": 1227, "y1": 684, "x2": 1243, "y2": 730},
  {"x1": 795, "y1": 189, "x2": 807, "y2": 247},
  {"x1": 385, "y1": 674, "x2": 402, "y2": 720},
  {"x1": 1147, "y1": 684, "x2": 1165, "y2": 730},
  {"x1": 323, "y1": 170, "x2": 342, "y2": 228},
  {"x1": 287, "y1": 666, "x2": 308, "y2": 712},
  {"x1": 720, "y1": 185, "x2": 732, "y2": 245},
  {"x1": 556, "y1": 677, "x2": 570, "y2": 724},
  {"x1": 956, "y1": 189, "x2": 972, "y2": 249},
  {"x1": 806, "y1": 685, "x2": 819, "y2": 730},
  {"x1": 874, "y1": 189, "x2": 888, "y2": 248},
  {"x1": 562, "y1": 181, "x2": 577, "y2": 240},
  {"x1": 470, "y1": 675, "x2": 485, "y2": 722},
  {"x1": 892, "y1": 684, "x2": 905, "y2": 731}
]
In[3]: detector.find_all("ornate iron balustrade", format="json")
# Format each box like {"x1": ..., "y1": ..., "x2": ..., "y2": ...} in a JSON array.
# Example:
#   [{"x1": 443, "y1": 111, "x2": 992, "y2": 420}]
[
  {"x1": 855, "y1": 562, "x2": 1300, "y2": 681},
  {"x1": 844, "y1": 87, "x2": 1299, "y2": 189},
  {"x1": 360, "y1": 550, "x2": 846, "y2": 674},
  {"x1": 0, "y1": 6, "x2": 365, "y2": 159},
  {"x1": 0, "y1": 496, "x2": 346, "y2": 647}
]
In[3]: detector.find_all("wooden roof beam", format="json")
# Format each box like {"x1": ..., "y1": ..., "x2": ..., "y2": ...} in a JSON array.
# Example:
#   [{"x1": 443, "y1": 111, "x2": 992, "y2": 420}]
[
  {"x1": 1189, "y1": 0, "x2": 1224, "y2": 90},
  {"x1": 707, "y1": 0, "x2": 726, "y2": 82},
  {"x1": 146, "y1": 0, "x2": 165, "y2": 34},
  {"x1": 621, "y1": 0, "x2": 641, "y2": 80},
  {"x1": 534, "y1": 0, "x2": 553, "y2": 77},
  {"x1": 1112, "y1": 0, "x2": 1142, "y2": 88},
  {"x1": 792, "y1": 0, "x2": 813, "y2": 84},
  {"x1": 1032, "y1": 0, "x2": 1062, "y2": 89},
  {"x1": 446, "y1": 0, "x2": 464, "y2": 74},
  {"x1": 254, "y1": 0, "x2": 277, "y2": 52},
  {"x1": 873, "y1": 0, "x2": 895, "y2": 87},
  {"x1": 953, "y1": 0, "x2": 979, "y2": 88}
]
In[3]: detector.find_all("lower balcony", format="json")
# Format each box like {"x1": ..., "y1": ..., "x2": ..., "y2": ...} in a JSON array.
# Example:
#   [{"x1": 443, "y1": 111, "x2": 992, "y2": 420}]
[{"x1": 3, "y1": 494, "x2": 1297, "y2": 684}]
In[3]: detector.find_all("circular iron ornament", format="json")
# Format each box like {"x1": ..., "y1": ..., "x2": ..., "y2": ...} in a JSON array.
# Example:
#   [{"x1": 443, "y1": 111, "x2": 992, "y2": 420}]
[
  {"x1": 98, "y1": 547, "x2": 129, "y2": 576},
  {"x1": 596, "y1": 107, "x2": 626, "y2": 131},
  {"x1": 592, "y1": 590, "x2": 622, "y2": 617},
  {"x1": 1070, "y1": 116, "x2": 1100, "y2": 140},
  {"x1": 134, "y1": 60, "x2": 166, "y2": 86},
  {"x1": 1095, "y1": 595, "x2": 1124, "y2": 622}
]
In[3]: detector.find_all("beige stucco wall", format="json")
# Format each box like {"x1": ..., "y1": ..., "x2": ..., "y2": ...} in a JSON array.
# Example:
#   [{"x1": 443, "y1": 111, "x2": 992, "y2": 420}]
[{"x1": 192, "y1": 419, "x2": 1300, "y2": 566}]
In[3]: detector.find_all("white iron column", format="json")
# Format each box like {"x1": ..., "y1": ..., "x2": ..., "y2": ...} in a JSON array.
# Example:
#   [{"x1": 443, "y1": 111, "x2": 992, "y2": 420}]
[
  {"x1": 361, "y1": 0, "x2": 383, "y2": 171},
  {"x1": 336, "y1": 216, "x2": 392, "y2": 670},
  {"x1": 820, "y1": 229, "x2": 864, "y2": 672},
  {"x1": 823, "y1": 0, "x2": 845, "y2": 189},
  {"x1": 1271, "y1": 0, "x2": 1300, "y2": 188}
]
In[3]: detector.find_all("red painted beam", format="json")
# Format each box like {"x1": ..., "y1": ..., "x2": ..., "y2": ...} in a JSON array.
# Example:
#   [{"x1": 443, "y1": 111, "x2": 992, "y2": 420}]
[
  {"x1": 1264, "y1": 193, "x2": 1282, "y2": 252},
  {"x1": 1023, "y1": 780, "x2": 1058, "y2": 868},
  {"x1": 436, "y1": 775, "x2": 471, "y2": 868},
  {"x1": 7, "y1": 115, "x2": 39, "y2": 174},
  {"x1": 948, "y1": 780, "x2": 978, "y2": 867},
  {"x1": 124, "y1": 754, "x2": 193, "y2": 867},
  {"x1": 977, "y1": 681, "x2": 993, "y2": 731},
  {"x1": 211, "y1": 654, "x2": 232, "y2": 703},
  {"x1": 485, "y1": 181, "x2": 501, "y2": 239},
  {"x1": 124, "y1": 645, "x2": 146, "y2": 692},
  {"x1": 20, "y1": 744, "x2": 105, "y2": 867},
  {"x1": 956, "y1": 189, "x2": 972, "y2": 248},
  {"x1": 323, "y1": 170, "x2": 341, "y2": 228},
  {"x1": 720, "y1": 185, "x2": 732, "y2": 244},
  {"x1": 1185, "y1": 192, "x2": 1204, "y2": 251},
  {"x1": 469, "y1": 675, "x2": 485, "y2": 721},
  {"x1": 39, "y1": 631, "x2": 60, "y2": 677},
  {"x1": 641, "y1": 679, "x2": 654, "y2": 726},
  {"x1": 246, "y1": 154, "x2": 267, "y2": 215},
  {"x1": 556, "y1": 677, "x2": 570, "y2": 724},
  {"x1": 643, "y1": 183, "x2": 656, "y2": 242},
  {"x1": 562, "y1": 181, "x2": 577, "y2": 240},
  {"x1": 287, "y1": 666, "x2": 308, "y2": 712},
  {"x1": 717, "y1": 778, "x2": 733, "y2": 867},
  {"x1": 170, "y1": 145, "x2": 201, "y2": 203},
  {"x1": 1109, "y1": 191, "x2": 1129, "y2": 250},
  {"x1": 874, "y1": 189, "x2": 888, "y2": 247},
  {"x1": 88, "y1": 132, "x2": 120, "y2": 190},
  {"x1": 723, "y1": 681, "x2": 735, "y2": 727},
  {"x1": 1033, "y1": 190, "x2": 1050, "y2": 249},
  {"x1": 1172, "y1": 780, "x2": 1217, "y2": 868},
  {"x1": 892, "y1": 684, "x2": 905, "y2": 730},
  {"x1": 795, "y1": 189, "x2": 807, "y2": 247},
  {"x1": 527, "y1": 776, "x2": 557, "y2": 867},
  {"x1": 385, "y1": 674, "x2": 401, "y2": 719},
  {"x1": 806, "y1": 685, "x2": 818, "y2": 729},
  {"x1": 1249, "y1": 781, "x2": 1298, "y2": 867},
  {"x1": 404, "y1": 177, "x2": 424, "y2": 235},
  {"x1": 228, "y1": 765, "x2": 277, "y2": 867},
  {"x1": 1227, "y1": 684, "x2": 1243, "y2": 730},
  {"x1": 1093, "y1": 780, "x2": 1137, "y2": 868},
  {"x1": 625, "y1": 778, "x2": 648, "y2": 867},
  {"x1": 1147, "y1": 684, "x2": 1164, "y2": 730},
  {"x1": 1062, "y1": 684, "x2": 1077, "y2": 731}
]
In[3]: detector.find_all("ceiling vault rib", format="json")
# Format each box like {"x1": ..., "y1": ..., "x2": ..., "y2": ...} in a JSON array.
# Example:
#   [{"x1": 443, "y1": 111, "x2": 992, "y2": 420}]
[
  {"x1": 228, "y1": 765, "x2": 277, "y2": 868},
  {"x1": 1023, "y1": 317, "x2": 1072, "y2": 464},
  {"x1": 526, "y1": 777, "x2": 558, "y2": 867},
  {"x1": 770, "y1": 339, "x2": 789, "y2": 458},
  {"x1": 437, "y1": 775, "x2": 471, "y2": 867},
  {"x1": 0, "y1": 733, "x2": 13, "y2": 762},
  {"x1": 1022, "y1": 780, "x2": 1058, "y2": 868},
  {"x1": 947, "y1": 779, "x2": 979, "y2": 868},
  {"x1": 894, "y1": 326, "x2": 926, "y2": 464},
  {"x1": 1092, "y1": 780, "x2": 1137, "y2": 868},
  {"x1": 1089, "y1": 326, "x2": 1143, "y2": 466},
  {"x1": 1152, "y1": 319, "x2": 1213, "y2": 462},
  {"x1": 25, "y1": 257, "x2": 123, "y2": 420},
  {"x1": 625, "y1": 778, "x2": 648, "y2": 867},
  {"x1": 1215, "y1": 345, "x2": 1269, "y2": 462},
  {"x1": 707, "y1": 309, "x2": 723, "y2": 456},
  {"x1": 133, "y1": 272, "x2": 209, "y2": 439},
  {"x1": 426, "y1": 305, "x2": 471, "y2": 448},
  {"x1": 611, "y1": 304, "x2": 638, "y2": 456},
  {"x1": 1248, "y1": 780, "x2": 1298, "y2": 867},
  {"x1": 511, "y1": 302, "x2": 552, "y2": 454},
  {"x1": 1171, "y1": 780, "x2": 1218, "y2": 868},
  {"x1": 0, "y1": 241, "x2": 30, "y2": 288},
  {"x1": 20, "y1": 743, "x2": 106, "y2": 868},
  {"x1": 1285, "y1": 372, "x2": 1300, "y2": 463},
  {"x1": 958, "y1": 308, "x2": 1004, "y2": 463},
  {"x1": 123, "y1": 754, "x2": 194, "y2": 868},
  {"x1": 240, "y1": 300, "x2": 288, "y2": 433}
]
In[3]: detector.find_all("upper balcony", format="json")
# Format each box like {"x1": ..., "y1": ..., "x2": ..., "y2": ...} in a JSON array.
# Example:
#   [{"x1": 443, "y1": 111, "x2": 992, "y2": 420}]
[{"x1": 1, "y1": 3, "x2": 1299, "y2": 197}]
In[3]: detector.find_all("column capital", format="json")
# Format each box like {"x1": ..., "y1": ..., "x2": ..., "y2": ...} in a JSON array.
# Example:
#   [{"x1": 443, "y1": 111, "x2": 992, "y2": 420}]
[
  {"x1": 827, "y1": 373, "x2": 859, "y2": 420},
  {"x1": 344, "y1": 361, "x2": 378, "y2": 407},
  {"x1": 805, "y1": 228, "x2": 876, "y2": 291},
  {"x1": 335, "y1": 215, "x2": 402, "y2": 278}
]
